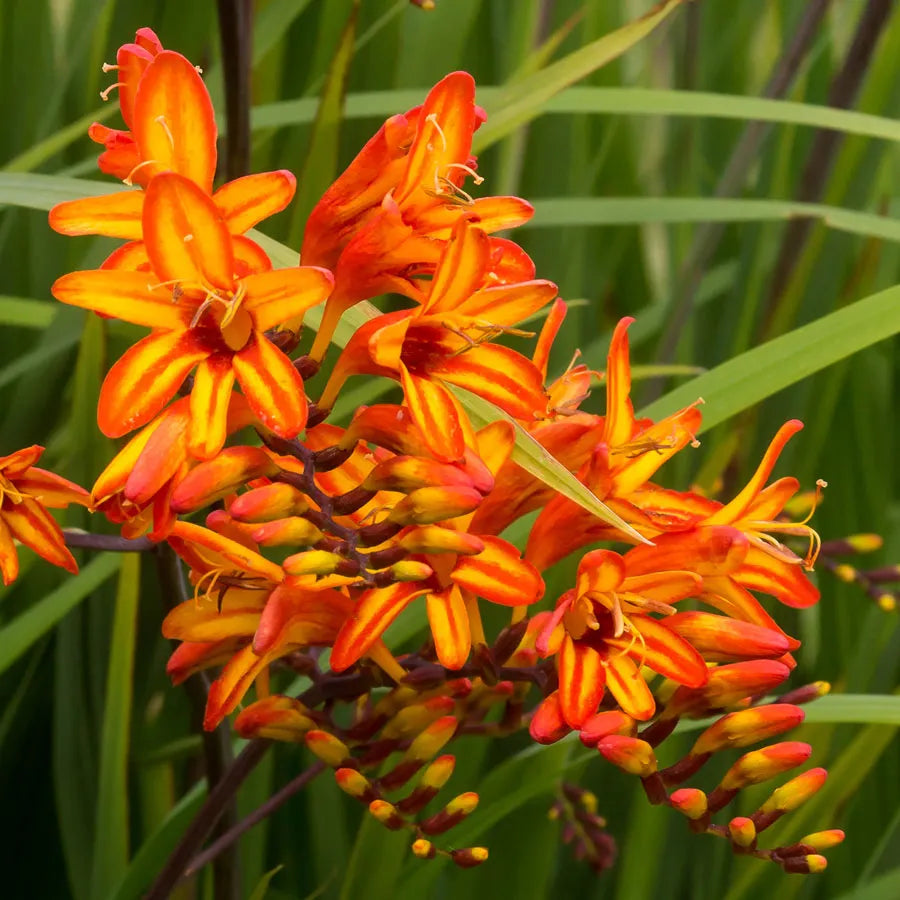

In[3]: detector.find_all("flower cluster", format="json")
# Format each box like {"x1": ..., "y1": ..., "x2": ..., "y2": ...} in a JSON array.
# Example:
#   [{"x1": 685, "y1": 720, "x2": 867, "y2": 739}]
[{"x1": 6, "y1": 25, "x2": 849, "y2": 880}]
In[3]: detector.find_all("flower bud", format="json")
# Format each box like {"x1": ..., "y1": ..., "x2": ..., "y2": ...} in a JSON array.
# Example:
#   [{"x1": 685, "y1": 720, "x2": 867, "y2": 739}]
[
  {"x1": 388, "y1": 560, "x2": 434, "y2": 582},
  {"x1": 420, "y1": 792, "x2": 479, "y2": 835},
  {"x1": 170, "y1": 447, "x2": 278, "y2": 512},
  {"x1": 305, "y1": 730, "x2": 353, "y2": 768},
  {"x1": 283, "y1": 549, "x2": 348, "y2": 576},
  {"x1": 364, "y1": 456, "x2": 476, "y2": 492},
  {"x1": 368, "y1": 799, "x2": 406, "y2": 830},
  {"x1": 782, "y1": 854, "x2": 827, "y2": 874},
  {"x1": 728, "y1": 816, "x2": 756, "y2": 848},
  {"x1": 719, "y1": 742, "x2": 812, "y2": 791},
  {"x1": 797, "y1": 829, "x2": 844, "y2": 851},
  {"x1": 665, "y1": 612, "x2": 793, "y2": 660},
  {"x1": 597, "y1": 736, "x2": 658, "y2": 777},
  {"x1": 451, "y1": 847, "x2": 489, "y2": 869},
  {"x1": 403, "y1": 715, "x2": 458, "y2": 763},
  {"x1": 335, "y1": 768, "x2": 378, "y2": 804},
  {"x1": 758, "y1": 767, "x2": 827, "y2": 815},
  {"x1": 411, "y1": 838, "x2": 436, "y2": 859},
  {"x1": 252, "y1": 516, "x2": 324, "y2": 547},
  {"x1": 229, "y1": 482, "x2": 308, "y2": 522},
  {"x1": 398, "y1": 525, "x2": 485, "y2": 555},
  {"x1": 234, "y1": 696, "x2": 316, "y2": 742},
  {"x1": 387, "y1": 486, "x2": 483, "y2": 524},
  {"x1": 579, "y1": 711, "x2": 636, "y2": 747},
  {"x1": 382, "y1": 697, "x2": 456, "y2": 740},
  {"x1": 529, "y1": 691, "x2": 571, "y2": 745},
  {"x1": 778, "y1": 681, "x2": 830, "y2": 706},
  {"x1": 669, "y1": 788, "x2": 708, "y2": 821},
  {"x1": 690, "y1": 704, "x2": 805, "y2": 756}
]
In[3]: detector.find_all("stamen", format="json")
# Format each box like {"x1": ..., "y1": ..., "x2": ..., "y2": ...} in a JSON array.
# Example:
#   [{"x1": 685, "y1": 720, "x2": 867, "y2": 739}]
[
  {"x1": 424, "y1": 113, "x2": 448, "y2": 152},
  {"x1": 101, "y1": 62, "x2": 119, "y2": 73},
  {"x1": 123, "y1": 158, "x2": 160, "y2": 186},
  {"x1": 100, "y1": 82, "x2": 125, "y2": 101},
  {"x1": 155, "y1": 114, "x2": 175, "y2": 149},
  {"x1": 183, "y1": 233, "x2": 194, "y2": 243},
  {"x1": 445, "y1": 162, "x2": 484, "y2": 185}
]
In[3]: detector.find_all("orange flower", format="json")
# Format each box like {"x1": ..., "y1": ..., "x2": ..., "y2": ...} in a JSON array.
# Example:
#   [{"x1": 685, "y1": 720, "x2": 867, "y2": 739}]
[
  {"x1": 320, "y1": 219, "x2": 555, "y2": 461},
  {"x1": 162, "y1": 520, "x2": 354, "y2": 729},
  {"x1": 535, "y1": 549, "x2": 706, "y2": 726},
  {"x1": 50, "y1": 44, "x2": 296, "y2": 274},
  {"x1": 0, "y1": 446, "x2": 89, "y2": 585},
  {"x1": 52, "y1": 172, "x2": 333, "y2": 455},
  {"x1": 302, "y1": 71, "x2": 534, "y2": 359}
]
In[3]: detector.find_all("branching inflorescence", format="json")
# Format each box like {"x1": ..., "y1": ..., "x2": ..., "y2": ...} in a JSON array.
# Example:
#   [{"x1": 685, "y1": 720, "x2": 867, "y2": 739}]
[{"x1": 6, "y1": 24, "x2": 878, "y2": 887}]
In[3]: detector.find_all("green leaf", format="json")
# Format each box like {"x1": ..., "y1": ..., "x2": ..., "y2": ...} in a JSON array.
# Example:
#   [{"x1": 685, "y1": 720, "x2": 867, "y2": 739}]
[
  {"x1": 0, "y1": 171, "x2": 128, "y2": 209},
  {"x1": 89, "y1": 553, "x2": 140, "y2": 899},
  {"x1": 472, "y1": 0, "x2": 689, "y2": 151},
  {"x1": 526, "y1": 196, "x2": 900, "y2": 243},
  {"x1": 0, "y1": 552, "x2": 121, "y2": 676},
  {"x1": 449, "y1": 386, "x2": 647, "y2": 544},
  {"x1": 247, "y1": 865, "x2": 284, "y2": 900},
  {"x1": 640, "y1": 285, "x2": 900, "y2": 433},
  {"x1": 837, "y1": 868, "x2": 900, "y2": 900},
  {"x1": 0, "y1": 295, "x2": 56, "y2": 327}
]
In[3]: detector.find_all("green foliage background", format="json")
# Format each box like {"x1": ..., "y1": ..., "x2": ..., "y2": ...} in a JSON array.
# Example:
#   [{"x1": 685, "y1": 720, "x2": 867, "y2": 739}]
[{"x1": 0, "y1": 1, "x2": 899, "y2": 897}]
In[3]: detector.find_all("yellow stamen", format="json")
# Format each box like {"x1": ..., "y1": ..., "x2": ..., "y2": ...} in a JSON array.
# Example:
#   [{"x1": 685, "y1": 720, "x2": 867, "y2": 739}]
[
  {"x1": 100, "y1": 82, "x2": 124, "y2": 101},
  {"x1": 155, "y1": 115, "x2": 175, "y2": 149},
  {"x1": 123, "y1": 158, "x2": 160, "y2": 186}
]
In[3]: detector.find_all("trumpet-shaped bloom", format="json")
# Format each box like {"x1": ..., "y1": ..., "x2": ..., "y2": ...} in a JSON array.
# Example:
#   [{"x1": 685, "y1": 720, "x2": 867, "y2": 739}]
[
  {"x1": 0, "y1": 446, "x2": 89, "y2": 585},
  {"x1": 535, "y1": 550, "x2": 706, "y2": 726},
  {"x1": 50, "y1": 46, "x2": 297, "y2": 275},
  {"x1": 302, "y1": 71, "x2": 534, "y2": 359},
  {"x1": 52, "y1": 172, "x2": 333, "y2": 454},
  {"x1": 320, "y1": 219, "x2": 555, "y2": 461}
]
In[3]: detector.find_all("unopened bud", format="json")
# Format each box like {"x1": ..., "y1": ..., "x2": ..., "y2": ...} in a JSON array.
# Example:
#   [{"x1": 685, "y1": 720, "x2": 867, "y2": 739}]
[
  {"x1": 782, "y1": 854, "x2": 827, "y2": 874},
  {"x1": 669, "y1": 788, "x2": 708, "y2": 820},
  {"x1": 665, "y1": 612, "x2": 792, "y2": 660},
  {"x1": 388, "y1": 560, "x2": 434, "y2": 582},
  {"x1": 597, "y1": 736, "x2": 658, "y2": 777},
  {"x1": 451, "y1": 847, "x2": 489, "y2": 868},
  {"x1": 368, "y1": 799, "x2": 406, "y2": 830},
  {"x1": 878, "y1": 594, "x2": 896, "y2": 612},
  {"x1": 529, "y1": 692, "x2": 571, "y2": 745},
  {"x1": 758, "y1": 767, "x2": 828, "y2": 815},
  {"x1": 383, "y1": 698, "x2": 455, "y2": 740},
  {"x1": 229, "y1": 482, "x2": 308, "y2": 521},
  {"x1": 411, "y1": 838, "x2": 436, "y2": 859},
  {"x1": 170, "y1": 447, "x2": 277, "y2": 512},
  {"x1": 691, "y1": 705, "x2": 805, "y2": 756},
  {"x1": 305, "y1": 730, "x2": 352, "y2": 768},
  {"x1": 365, "y1": 456, "x2": 475, "y2": 492},
  {"x1": 720, "y1": 742, "x2": 812, "y2": 791},
  {"x1": 234, "y1": 696, "x2": 316, "y2": 742},
  {"x1": 387, "y1": 486, "x2": 483, "y2": 524},
  {"x1": 420, "y1": 792, "x2": 479, "y2": 835},
  {"x1": 728, "y1": 816, "x2": 756, "y2": 848},
  {"x1": 844, "y1": 534, "x2": 883, "y2": 553},
  {"x1": 579, "y1": 711, "x2": 636, "y2": 747},
  {"x1": 283, "y1": 549, "x2": 348, "y2": 576},
  {"x1": 797, "y1": 829, "x2": 844, "y2": 851},
  {"x1": 404, "y1": 716, "x2": 458, "y2": 763},
  {"x1": 421, "y1": 754, "x2": 456, "y2": 790},
  {"x1": 335, "y1": 768, "x2": 377, "y2": 803},
  {"x1": 778, "y1": 681, "x2": 830, "y2": 705},
  {"x1": 398, "y1": 525, "x2": 485, "y2": 555},
  {"x1": 252, "y1": 516, "x2": 323, "y2": 547}
]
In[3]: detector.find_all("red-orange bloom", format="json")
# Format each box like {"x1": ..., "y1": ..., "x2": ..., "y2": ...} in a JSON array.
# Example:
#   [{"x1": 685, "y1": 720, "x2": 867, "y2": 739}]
[
  {"x1": 302, "y1": 71, "x2": 534, "y2": 359},
  {"x1": 535, "y1": 549, "x2": 707, "y2": 726},
  {"x1": 0, "y1": 446, "x2": 89, "y2": 585},
  {"x1": 52, "y1": 173, "x2": 333, "y2": 454},
  {"x1": 320, "y1": 219, "x2": 555, "y2": 461},
  {"x1": 50, "y1": 44, "x2": 296, "y2": 275}
]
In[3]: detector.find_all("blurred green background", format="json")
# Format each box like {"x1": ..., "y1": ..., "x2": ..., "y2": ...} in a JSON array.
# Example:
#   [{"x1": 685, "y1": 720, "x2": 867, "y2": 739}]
[{"x1": 1, "y1": 1, "x2": 899, "y2": 898}]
